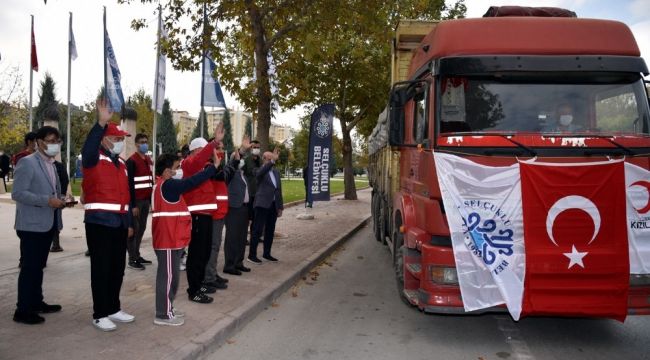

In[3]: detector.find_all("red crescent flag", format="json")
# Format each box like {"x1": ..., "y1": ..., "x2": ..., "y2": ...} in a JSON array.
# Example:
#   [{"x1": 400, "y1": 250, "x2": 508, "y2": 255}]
[
  {"x1": 31, "y1": 23, "x2": 38, "y2": 72},
  {"x1": 520, "y1": 161, "x2": 629, "y2": 321}
]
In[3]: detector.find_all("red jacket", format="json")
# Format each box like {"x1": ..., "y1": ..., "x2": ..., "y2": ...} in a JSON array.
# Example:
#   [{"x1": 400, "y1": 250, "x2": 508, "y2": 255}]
[
  {"x1": 82, "y1": 153, "x2": 130, "y2": 213},
  {"x1": 212, "y1": 179, "x2": 229, "y2": 220},
  {"x1": 128, "y1": 153, "x2": 153, "y2": 200},
  {"x1": 152, "y1": 178, "x2": 191, "y2": 249},
  {"x1": 181, "y1": 141, "x2": 218, "y2": 215}
]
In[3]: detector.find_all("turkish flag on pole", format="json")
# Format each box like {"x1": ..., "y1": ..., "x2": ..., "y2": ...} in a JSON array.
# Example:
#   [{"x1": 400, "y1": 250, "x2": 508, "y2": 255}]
[
  {"x1": 31, "y1": 22, "x2": 38, "y2": 72},
  {"x1": 520, "y1": 160, "x2": 629, "y2": 321}
]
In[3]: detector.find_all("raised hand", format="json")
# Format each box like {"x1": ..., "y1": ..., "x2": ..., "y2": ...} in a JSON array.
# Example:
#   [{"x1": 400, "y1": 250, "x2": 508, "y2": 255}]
[
  {"x1": 214, "y1": 121, "x2": 225, "y2": 143},
  {"x1": 233, "y1": 149, "x2": 241, "y2": 160},
  {"x1": 240, "y1": 135, "x2": 251, "y2": 150},
  {"x1": 213, "y1": 148, "x2": 222, "y2": 168},
  {"x1": 96, "y1": 98, "x2": 113, "y2": 127},
  {"x1": 273, "y1": 147, "x2": 280, "y2": 161}
]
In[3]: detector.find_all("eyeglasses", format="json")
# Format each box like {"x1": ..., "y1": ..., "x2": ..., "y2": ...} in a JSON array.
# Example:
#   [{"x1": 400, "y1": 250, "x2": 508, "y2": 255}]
[{"x1": 42, "y1": 138, "x2": 63, "y2": 145}]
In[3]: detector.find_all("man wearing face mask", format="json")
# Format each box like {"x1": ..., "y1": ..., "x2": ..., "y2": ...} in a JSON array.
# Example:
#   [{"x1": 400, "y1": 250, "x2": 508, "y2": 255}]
[
  {"x1": 126, "y1": 131, "x2": 154, "y2": 270},
  {"x1": 11, "y1": 126, "x2": 65, "y2": 325},
  {"x1": 243, "y1": 140, "x2": 262, "y2": 240},
  {"x1": 552, "y1": 103, "x2": 581, "y2": 132},
  {"x1": 81, "y1": 99, "x2": 135, "y2": 332}
]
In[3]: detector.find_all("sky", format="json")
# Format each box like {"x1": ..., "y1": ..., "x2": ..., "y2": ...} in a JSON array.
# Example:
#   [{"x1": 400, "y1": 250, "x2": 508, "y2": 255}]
[{"x1": 0, "y1": 0, "x2": 649, "y2": 131}]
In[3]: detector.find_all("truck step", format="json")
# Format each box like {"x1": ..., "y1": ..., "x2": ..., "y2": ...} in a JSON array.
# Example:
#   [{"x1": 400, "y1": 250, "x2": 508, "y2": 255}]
[
  {"x1": 403, "y1": 289, "x2": 420, "y2": 306},
  {"x1": 405, "y1": 263, "x2": 422, "y2": 278}
]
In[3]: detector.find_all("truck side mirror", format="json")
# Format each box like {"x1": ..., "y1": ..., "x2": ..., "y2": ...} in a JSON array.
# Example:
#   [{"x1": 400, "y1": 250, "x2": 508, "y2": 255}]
[{"x1": 388, "y1": 86, "x2": 408, "y2": 146}]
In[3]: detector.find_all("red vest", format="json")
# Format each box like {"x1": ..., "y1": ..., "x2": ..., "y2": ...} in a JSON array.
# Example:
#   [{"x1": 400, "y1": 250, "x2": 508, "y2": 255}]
[
  {"x1": 82, "y1": 153, "x2": 130, "y2": 213},
  {"x1": 212, "y1": 180, "x2": 229, "y2": 220},
  {"x1": 152, "y1": 178, "x2": 191, "y2": 249},
  {"x1": 181, "y1": 160, "x2": 218, "y2": 215},
  {"x1": 129, "y1": 153, "x2": 153, "y2": 200}
]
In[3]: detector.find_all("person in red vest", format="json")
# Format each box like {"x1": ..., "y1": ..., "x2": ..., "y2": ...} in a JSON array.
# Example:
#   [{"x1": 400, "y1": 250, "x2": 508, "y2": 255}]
[
  {"x1": 152, "y1": 152, "x2": 220, "y2": 326},
  {"x1": 12, "y1": 132, "x2": 37, "y2": 167},
  {"x1": 126, "y1": 131, "x2": 154, "y2": 270},
  {"x1": 203, "y1": 140, "x2": 237, "y2": 291},
  {"x1": 81, "y1": 98, "x2": 135, "y2": 332},
  {"x1": 182, "y1": 123, "x2": 225, "y2": 304}
]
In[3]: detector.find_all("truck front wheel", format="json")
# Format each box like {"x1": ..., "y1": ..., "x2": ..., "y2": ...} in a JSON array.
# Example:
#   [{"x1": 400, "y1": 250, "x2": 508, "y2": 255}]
[{"x1": 393, "y1": 217, "x2": 410, "y2": 306}]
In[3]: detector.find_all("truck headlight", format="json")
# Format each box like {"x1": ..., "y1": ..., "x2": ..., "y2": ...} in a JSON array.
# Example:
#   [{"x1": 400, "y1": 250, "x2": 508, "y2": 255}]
[{"x1": 429, "y1": 266, "x2": 458, "y2": 285}]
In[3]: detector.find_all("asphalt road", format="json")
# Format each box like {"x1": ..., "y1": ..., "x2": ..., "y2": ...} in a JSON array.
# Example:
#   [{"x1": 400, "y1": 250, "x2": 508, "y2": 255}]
[{"x1": 204, "y1": 225, "x2": 650, "y2": 360}]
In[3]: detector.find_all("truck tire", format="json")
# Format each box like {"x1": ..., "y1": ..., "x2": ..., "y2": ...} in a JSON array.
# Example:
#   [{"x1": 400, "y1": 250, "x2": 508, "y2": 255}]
[
  {"x1": 392, "y1": 216, "x2": 411, "y2": 307},
  {"x1": 372, "y1": 194, "x2": 382, "y2": 242}
]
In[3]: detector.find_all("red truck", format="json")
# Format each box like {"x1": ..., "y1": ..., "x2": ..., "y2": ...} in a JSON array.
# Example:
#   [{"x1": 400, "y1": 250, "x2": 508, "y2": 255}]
[{"x1": 368, "y1": 7, "x2": 650, "y2": 318}]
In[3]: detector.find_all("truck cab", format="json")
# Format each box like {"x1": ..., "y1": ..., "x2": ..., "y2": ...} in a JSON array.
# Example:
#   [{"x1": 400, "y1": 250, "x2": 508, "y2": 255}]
[{"x1": 370, "y1": 12, "x2": 650, "y2": 316}]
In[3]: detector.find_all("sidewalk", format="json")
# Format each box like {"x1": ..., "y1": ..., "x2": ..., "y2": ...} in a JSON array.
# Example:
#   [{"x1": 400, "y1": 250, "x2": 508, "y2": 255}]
[{"x1": 0, "y1": 189, "x2": 371, "y2": 360}]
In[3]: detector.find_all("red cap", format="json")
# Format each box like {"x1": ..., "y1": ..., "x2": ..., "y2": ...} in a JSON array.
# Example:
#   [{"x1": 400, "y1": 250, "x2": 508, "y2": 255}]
[{"x1": 104, "y1": 123, "x2": 131, "y2": 137}]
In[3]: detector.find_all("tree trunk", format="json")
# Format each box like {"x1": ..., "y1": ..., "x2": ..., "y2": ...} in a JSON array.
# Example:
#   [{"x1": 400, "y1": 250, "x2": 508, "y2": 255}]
[
  {"x1": 340, "y1": 119, "x2": 357, "y2": 200},
  {"x1": 246, "y1": 0, "x2": 272, "y2": 152}
]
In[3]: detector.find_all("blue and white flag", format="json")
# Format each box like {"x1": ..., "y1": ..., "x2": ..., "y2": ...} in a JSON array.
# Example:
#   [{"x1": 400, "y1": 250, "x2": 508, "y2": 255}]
[
  {"x1": 267, "y1": 47, "x2": 280, "y2": 113},
  {"x1": 105, "y1": 29, "x2": 124, "y2": 112},
  {"x1": 201, "y1": 53, "x2": 226, "y2": 108},
  {"x1": 306, "y1": 104, "x2": 335, "y2": 204},
  {"x1": 69, "y1": 21, "x2": 78, "y2": 61},
  {"x1": 152, "y1": 16, "x2": 167, "y2": 114}
]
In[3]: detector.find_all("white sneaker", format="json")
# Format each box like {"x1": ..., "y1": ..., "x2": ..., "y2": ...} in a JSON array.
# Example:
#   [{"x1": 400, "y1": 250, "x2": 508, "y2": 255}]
[
  {"x1": 172, "y1": 308, "x2": 185, "y2": 318},
  {"x1": 108, "y1": 310, "x2": 135, "y2": 323},
  {"x1": 154, "y1": 316, "x2": 184, "y2": 326},
  {"x1": 180, "y1": 263, "x2": 186, "y2": 271},
  {"x1": 93, "y1": 317, "x2": 117, "y2": 331}
]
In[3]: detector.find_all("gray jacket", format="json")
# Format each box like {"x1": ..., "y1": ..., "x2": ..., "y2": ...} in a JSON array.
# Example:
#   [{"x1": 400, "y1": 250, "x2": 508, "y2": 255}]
[
  {"x1": 253, "y1": 161, "x2": 283, "y2": 210},
  {"x1": 12, "y1": 152, "x2": 63, "y2": 232}
]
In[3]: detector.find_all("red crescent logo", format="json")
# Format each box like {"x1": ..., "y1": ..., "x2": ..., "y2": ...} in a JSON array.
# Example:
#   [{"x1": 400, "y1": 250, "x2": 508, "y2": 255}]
[{"x1": 630, "y1": 180, "x2": 650, "y2": 214}]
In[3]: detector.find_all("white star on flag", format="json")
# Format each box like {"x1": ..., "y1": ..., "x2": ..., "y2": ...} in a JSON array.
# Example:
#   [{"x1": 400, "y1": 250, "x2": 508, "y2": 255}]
[{"x1": 564, "y1": 245, "x2": 588, "y2": 269}]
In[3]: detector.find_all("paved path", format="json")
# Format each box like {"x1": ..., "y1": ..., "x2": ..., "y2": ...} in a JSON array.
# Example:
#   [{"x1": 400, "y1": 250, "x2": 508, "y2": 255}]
[{"x1": 0, "y1": 189, "x2": 370, "y2": 360}]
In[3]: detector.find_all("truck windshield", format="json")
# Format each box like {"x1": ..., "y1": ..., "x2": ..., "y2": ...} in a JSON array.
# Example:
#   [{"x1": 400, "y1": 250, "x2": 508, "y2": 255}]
[{"x1": 438, "y1": 75, "x2": 650, "y2": 135}]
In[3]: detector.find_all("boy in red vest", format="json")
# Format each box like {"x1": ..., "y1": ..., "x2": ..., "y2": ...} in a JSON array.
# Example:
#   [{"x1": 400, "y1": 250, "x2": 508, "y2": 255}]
[
  {"x1": 126, "y1": 131, "x2": 154, "y2": 270},
  {"x1": 152, "y1": 152, "x2": 220, "y2": 326}
]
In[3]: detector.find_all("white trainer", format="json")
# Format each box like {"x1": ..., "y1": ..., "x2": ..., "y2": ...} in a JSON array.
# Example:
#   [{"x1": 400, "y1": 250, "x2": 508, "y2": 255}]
[
  {"x1": 172, "y1": 308, "x2": 185, "y2": 318},
  {"x1": 93, "y1": 317, "x2": 117, "y2": 331},
  {"x1": 154, "y1": 316, "x2": 184, "y2": 326},
  {"x1": 108, "y1": 310, "x2": 135, "y2": 323}
]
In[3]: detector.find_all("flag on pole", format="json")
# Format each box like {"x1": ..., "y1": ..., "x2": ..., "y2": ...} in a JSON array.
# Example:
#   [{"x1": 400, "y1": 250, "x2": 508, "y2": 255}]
[
  {"x1": 69, "y1": 21, "x2": 78, "y2": 60},
  {"x1": 31, "y1": 21, "x2": 38, "y2": 71},
  {"x1": 306, "y1": 104, "x2": 335, "y2": 204},
  {"x1": 104, "y1": 28, "x2": 124, "y2": 112},
  {"x1": 201, "y1": 52, "x2": 226, "y2": 108},
  {"x1": 152, "y1": 16, "x2": 167, "y2": 113}
]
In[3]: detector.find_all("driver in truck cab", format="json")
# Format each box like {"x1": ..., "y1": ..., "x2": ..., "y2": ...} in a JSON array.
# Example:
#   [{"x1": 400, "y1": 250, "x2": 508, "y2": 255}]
[{"x1": 548, "y1": 103, "x2": 582, "y2": 132}]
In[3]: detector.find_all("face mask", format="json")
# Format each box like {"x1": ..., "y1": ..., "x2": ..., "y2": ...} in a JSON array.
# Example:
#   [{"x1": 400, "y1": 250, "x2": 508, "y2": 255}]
[
  {"x1": 238, "y1": 161, "x2": 245, "y2": 169},
  {"x1": 172, "y1": 169, "x2": 183, "y2": 180},
  {"x1": 559, "y1": 115, "x2": 573, "y2": 127},
  {"x1": 139, "y1": 143, "x2": 148, "y2": 153},
  {"x1": 251, "y1": 148, "x2": 260, "y2": 156},
  {"x1": 110, "y1": 141, "x2": 124, "y2": 155},
  {"x1": 44, "y1": 143, "x2": 61, "y2": 157}
]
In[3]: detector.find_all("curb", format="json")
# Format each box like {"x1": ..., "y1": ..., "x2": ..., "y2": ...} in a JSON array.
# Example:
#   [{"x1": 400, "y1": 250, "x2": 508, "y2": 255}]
[{"x1": 167, "y1": 215, "x2": 372, "y2": 360}]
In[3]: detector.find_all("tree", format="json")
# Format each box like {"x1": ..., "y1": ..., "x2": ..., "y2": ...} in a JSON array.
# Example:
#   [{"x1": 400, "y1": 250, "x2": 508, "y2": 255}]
[
  {"x1": 121, "y1": 0, "x2": 318, "y2": 151},
  {"x1": 157, "y1": 99, "x2": 178, "y2": 154},
  {"x1": 282, "y1": 0, "x2": 465, "y2": 199},
  {"x1": 128, "y1": 89, "x2": 155, "y2": 137},
  {"x1": 222, "y1": 108, "x2": 234, "y2": 153},
  {"x1": 191, "y1": 107, "x2": 209, "y2": 140},
  {"x1": 245, "y1": 117, "x2": 253, "y2": 138},
  {"x1": 34, "y1": 72, "x2": 58, "y2": 130},
  {"x1": 0, "y1": 65, "x2": 28, "y2": 155}
]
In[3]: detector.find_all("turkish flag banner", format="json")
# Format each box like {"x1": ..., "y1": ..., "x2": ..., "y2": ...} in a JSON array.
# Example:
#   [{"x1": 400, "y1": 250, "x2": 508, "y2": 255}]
[{"x1": 520, "y1": 160, "x2": 629, "y2": 321}]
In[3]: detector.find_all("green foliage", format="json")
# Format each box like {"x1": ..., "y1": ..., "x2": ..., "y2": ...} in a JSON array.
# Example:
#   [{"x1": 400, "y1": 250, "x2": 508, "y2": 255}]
[
  {"x1": 157, "y1": 99, "x2": 178, "y2": 153},
  {"x1": 34, "y1": 72, "x2": 58, "y2": 130},
  {"x1": 127, "y1": 89, "x2": 155, "y2": 137},
  {"x1": 191, "y1": 108, "x2": 209, "y2": 140},
  {"x1": 222, "y1": 108, "x2": 234, "y2": 153}
]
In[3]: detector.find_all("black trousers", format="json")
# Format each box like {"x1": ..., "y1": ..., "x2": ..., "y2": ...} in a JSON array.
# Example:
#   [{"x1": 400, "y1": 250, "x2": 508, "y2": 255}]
[
  {"x1": 85, "y1": 223, "x2": 127, "y2": 319},
  {"x1": 127, "y1": 199, "x2": 150, "y2": 262},
  {"x1": 16, "y1": 227, "x2": 55, "y2": 313},
  {"x1": 224, "y1": 206, "x2": 249, "y2": 270},
  {"x1": 250, "y1": 204, "x2": 278, "y2": 258},
  {"x1": 186, "y1": 214, "x2": 213, "y2": 295}
]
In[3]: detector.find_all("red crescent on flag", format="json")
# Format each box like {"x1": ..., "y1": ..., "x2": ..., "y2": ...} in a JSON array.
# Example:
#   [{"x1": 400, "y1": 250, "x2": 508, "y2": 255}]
[{"x1": 630, "y1": 180, "x2": 650, "y2": 214}]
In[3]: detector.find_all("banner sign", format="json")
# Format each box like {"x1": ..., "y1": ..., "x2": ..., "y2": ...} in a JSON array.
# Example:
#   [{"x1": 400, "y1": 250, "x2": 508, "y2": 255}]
[
  {"x1": 201, "y1": 52, "x2": 226, "y2": 108},
  {"x1": 434, "y1": 153, "x2": 647, "y2": 321},
  {"x1": 105, "y1": 29, "x2": 124, "y2": 112},
  {"x1": 306, "y1": 104, "x2": 335, "y2": 203}
]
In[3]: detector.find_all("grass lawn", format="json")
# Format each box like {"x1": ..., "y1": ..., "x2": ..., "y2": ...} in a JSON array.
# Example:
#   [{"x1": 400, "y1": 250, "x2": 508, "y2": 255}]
[{"x1": 10, "y1": 177, "x2": 369, "y2": 204}]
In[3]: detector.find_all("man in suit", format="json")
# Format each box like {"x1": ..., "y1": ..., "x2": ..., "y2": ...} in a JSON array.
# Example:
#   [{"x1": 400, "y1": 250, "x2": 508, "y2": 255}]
[
  {"x1": 248, "y1": 147, "x2": 283, "y2": 264},
  {"x1": 223, "y1": 137, "x2": 253, "y2": 275},
  {"x1": 12, "y1": 126, "x2": 66, "y2": 324}
]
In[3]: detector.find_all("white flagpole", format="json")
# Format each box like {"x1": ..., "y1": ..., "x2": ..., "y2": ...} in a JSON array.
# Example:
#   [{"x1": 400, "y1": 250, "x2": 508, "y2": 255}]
[
  {"x1": 66, "y1": 12, "x2": 72, "y2": 177},
  {"x1": 152, "y1": 4, "x2": 161, "y2": 161},
  {"x1": 29, "y1": 15, "x2": 34, "y2": 132}
]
